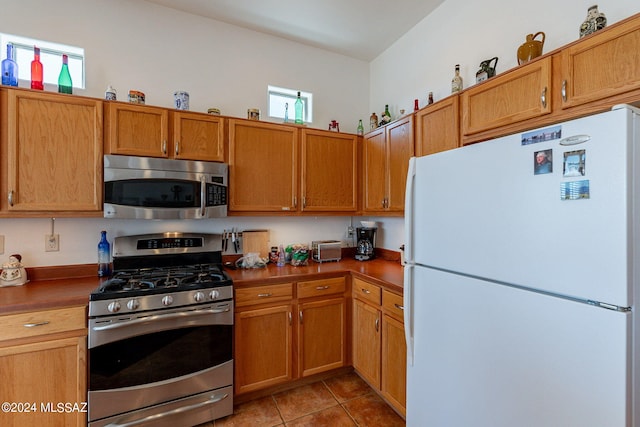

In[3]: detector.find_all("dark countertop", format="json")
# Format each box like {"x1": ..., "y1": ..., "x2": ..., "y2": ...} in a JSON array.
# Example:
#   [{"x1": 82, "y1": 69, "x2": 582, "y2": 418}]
[{"x1": 0, "y1": 258, "x2": 404, "y2": 316}]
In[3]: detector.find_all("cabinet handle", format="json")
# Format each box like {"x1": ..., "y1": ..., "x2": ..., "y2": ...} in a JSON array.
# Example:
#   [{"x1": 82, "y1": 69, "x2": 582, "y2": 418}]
[
  {"x1": 8, "y1": 190, "x2": 14, "y2": 207},
  {"x1": 161, "y1": 140, "x2": 167, "y2": 155},
  {"x1": 381, "y1": 199, "x2": 385, "y2": 208},
  {"x1": 303, "y1": 196, "x2": 306, "y2": 208},
  {"x1": 24, "y1": 321, "x2": 50, "y2": 328},
  {"x1": 293, "y1": 196, "x2": 297, "y2": 208},
  {"x1": 375, "y1": 317, "x2": 379, "y2": 332},
  {"x1": 394, "y1": 303, "x2": 405, "y2": 311},
  {"x1": 288, "y1": 312, "x2": 292, "y2": 325},
  {"x1": 175, "y1": 141, "x2": 180, "y2": 156},
  {"x1": 361, "y1": 288, "x2": 371, "y2": 294},
  {"x1": 315, "y1": 285, "x2": 330, "y2": 290},
  {"x1": 299, "y1": 310, "x2": 303, "y2": 324},
  {"x1": 561, "y1": 80, "x2": 567, "y2": 102},
  {"x1": 257, "y1": 293, "x2": 272, "y2": 298},
  {"x1": 540, "y1": 86, "x2": 547, "y2": 108}
]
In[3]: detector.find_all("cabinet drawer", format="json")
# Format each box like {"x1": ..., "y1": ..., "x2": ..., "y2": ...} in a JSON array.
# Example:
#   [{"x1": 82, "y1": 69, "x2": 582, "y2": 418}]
[
  {"x1": 235, "y1": 283, "x2": 293, "y2": 307},
  {"x1": 353, "y1": 278, "x2": 381, "y2": 305},
  {"x1": 297, "y1": 277, "x2": 346, "y2": 299},
  {"x1": 0, "y1": 306, "x2": 86, "y2": 343},
  {"x1": 382, "y1": 290, "x2": 404, "y2": 321}
]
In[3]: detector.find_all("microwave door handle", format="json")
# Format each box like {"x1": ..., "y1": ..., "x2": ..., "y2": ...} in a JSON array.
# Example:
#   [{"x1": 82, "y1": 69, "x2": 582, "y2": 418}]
[{"x1": 200, "y1": 176, "x2": 206, "y2": 217}]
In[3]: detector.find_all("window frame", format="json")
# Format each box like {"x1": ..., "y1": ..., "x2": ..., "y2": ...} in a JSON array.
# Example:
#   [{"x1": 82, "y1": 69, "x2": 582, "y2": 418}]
[{"x1": 267, "y1": 85, "x2": 313, "y2": 124}]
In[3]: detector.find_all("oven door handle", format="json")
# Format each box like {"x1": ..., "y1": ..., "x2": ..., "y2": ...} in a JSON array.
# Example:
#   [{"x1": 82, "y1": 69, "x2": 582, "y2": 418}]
[
  {"x1": 92, "y1": 305, "x2": 231, "y2": 332},
  {"x1": 105, "y1": 392, "x2": 230, "y2": 427}
]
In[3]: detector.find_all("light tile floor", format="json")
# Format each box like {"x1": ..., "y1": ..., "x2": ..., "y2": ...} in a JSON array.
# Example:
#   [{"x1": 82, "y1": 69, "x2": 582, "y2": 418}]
[{"x1": 195, "y1": 372, "x2": 405, "y2": 427}]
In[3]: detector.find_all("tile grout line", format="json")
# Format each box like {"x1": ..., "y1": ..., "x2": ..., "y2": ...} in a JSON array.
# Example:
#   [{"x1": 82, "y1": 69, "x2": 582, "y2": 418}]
[{"x1": 322, "y1": 378, "x2": 362, "y2": 427}]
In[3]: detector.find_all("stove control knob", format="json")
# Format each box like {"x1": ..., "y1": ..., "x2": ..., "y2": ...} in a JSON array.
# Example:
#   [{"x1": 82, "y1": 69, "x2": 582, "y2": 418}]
[
  {"x1": 209, "y1": 289, "x2": 220, "y2": 300},
  {"x1": 194, "y1": 291, "x2": 205, "y2": 302},
  {"x1": 127, "y1": 299, "x2": 140, "y2": 310},
  {"x1": 162, "y1": 295, "x2": 174, "y2": 306},
  {"x1": 107, "y1": 301, "x2": 121, "y2": 313}
]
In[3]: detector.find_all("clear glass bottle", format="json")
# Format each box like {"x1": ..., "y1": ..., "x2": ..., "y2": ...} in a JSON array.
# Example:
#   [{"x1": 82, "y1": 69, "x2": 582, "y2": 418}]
[
  {"x1": 98, "y1": 230, "x2": 111, "y2": 277},
  {"x1": 357, "y1": 119, "x2": 364, "y2": 135},
  {"x1": 294, "y1": 92, "x2": 303, "y2": 124},
  {"x1": 58, "y1": 54, "x2": 72, "y2": 94},
  {"x1": 31, "y1": 46, "x2": 43, "y2": 90},
  {"x1": 277, "y1": 244, "x2": 286, "y2": 267},
  {"x1": 451, "y1": 64, "x2": 463, "y2": 93},
  {"x1": 1, "y1": 44, "x2": 18, "y2": 87},
  {"x1": 284, "y1": 102, "x2": 289, "y2": 123}
]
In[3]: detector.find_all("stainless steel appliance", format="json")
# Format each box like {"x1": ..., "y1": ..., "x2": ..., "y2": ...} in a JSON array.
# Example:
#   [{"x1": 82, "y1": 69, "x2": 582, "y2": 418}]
[
  {"x1": 103, "y1": 155, "x2": 228, "y2": 220},
  {"x1": 311, "y1": 240, "x2": 342, "y2": 263},
  {"x1": 355, "y1": 227, "x2": 377, "y2": 261},
  {"x1": 88, "y1": 232, "x2": 233, "y2": 427}
]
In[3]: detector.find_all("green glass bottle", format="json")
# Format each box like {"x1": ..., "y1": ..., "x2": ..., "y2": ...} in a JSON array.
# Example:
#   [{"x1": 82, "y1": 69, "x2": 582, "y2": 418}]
[
  {"x1": 294, "y1": 91, "x2": 303, "y2": 124},
  {"x1": 357, "y1": 119, "x2": 364, "y2": 136},
  {"x1": 58, "y1": 54, "x2": 72, "y2": 94}
]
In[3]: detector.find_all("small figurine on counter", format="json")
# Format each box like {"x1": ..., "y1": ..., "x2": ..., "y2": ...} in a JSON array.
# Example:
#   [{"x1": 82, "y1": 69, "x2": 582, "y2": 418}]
[{"x1": 0, "y1": 254, "x2": 28, "y2": 287}]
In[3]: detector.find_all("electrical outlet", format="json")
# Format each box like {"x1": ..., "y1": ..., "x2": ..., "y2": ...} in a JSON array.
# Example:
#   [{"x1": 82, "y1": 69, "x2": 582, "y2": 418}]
[
  {"x1": 347, "y1": 226, "x2": 355, "y2": 237},
  {"x1": 0, "y1": 235, "x2": 4, "y2": 254},
  {"x1": 45, "y1": 234, "x2": 60, "y2": 252}
]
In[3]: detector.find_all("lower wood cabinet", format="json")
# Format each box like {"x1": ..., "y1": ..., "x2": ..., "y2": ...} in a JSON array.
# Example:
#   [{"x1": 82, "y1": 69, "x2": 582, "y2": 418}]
[
  {"x1": 234, "y1": 277, "x2": 347, "y2": 395},
  {"x1": 0, "y1": 306, "x2": 87, "y2": 427},
  {"x1": 352, "y1": 277, "x2": 406, "y2": 416}
]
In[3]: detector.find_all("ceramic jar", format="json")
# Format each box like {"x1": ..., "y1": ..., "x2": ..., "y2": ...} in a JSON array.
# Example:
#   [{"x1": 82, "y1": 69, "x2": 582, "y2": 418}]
[
  {"x1": 580, "y1": 5, "x2": 607, "y2": 38},
  {"x1": 517, "y1": 32, "x2": 545, "y2": 65}
]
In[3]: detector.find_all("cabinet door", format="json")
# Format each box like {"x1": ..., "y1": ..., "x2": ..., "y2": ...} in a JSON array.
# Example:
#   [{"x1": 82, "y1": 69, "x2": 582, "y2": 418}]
[
  {"x1": 461, "y1": 57, "x2": 552, "y2": 137},
  {"x1": 228, "y1": 120, "x2": 298, "y2": 212},
  {"x1": 415, "y1": 96, "x2": 460, "y2": 156},
  {"x1": 235, "y1": 304, "x2": 293, "y2": 394},
  {"x1": 558, "y1": 16, "x2": 640, "y2": 110},
  {"x1": 301, "y1": 130, "x2": 358, "y2": 212},
  {"x1": 298, "y1": 297, "x2": 346, "y2": 377},
  {"x1": 104, "y1": 102, "x2": 169, "y2": 157},
  {"x1": 3, "y1": 89, "x2": 103, "y2": 213},
  {"x1": 171, "y1": 112, "x2": 224, "y2": 161},
  {"x1": 352, "y1": 298, "x2": 381, "y2": 388},
  {"x1": 382, "y1": 314, "x2": 407, "y2": 417},
  {"x1": 0, "y1": 335, "x2": 86, "y2": 427},
  {"x1": 363, "y1": 128, "x2": 387, "y2": 212},
  {"x1": 386, "y1": 116, "x2": 414, "y2": 212}
]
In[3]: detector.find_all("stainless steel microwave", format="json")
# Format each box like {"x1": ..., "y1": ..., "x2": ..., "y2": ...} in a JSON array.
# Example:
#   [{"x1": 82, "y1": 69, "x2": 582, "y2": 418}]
[{"x1": 103, "y1": 155, "x2": 227, "y2": 219}]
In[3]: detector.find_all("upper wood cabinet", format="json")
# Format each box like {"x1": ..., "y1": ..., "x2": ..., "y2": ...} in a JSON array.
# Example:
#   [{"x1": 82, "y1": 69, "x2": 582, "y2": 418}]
[
  {"x1": 557, "y1": 13, "x2": 640, "y2": 110},
  {"x1": 363, "y1": 115, "x2": 413, "y2": 214},
  {"x1": 104, "y1": 103, "x2": 224, "y2": 161},
  {"x1": 0, "y1": 88, "x2": 103, "y2": 216},
  {"x1": 461, "y1": 56, "x2": 552, "y2": 141},
  {"x1": 228, "y1": 119, "x2": 298, "y2": 213},
  {"x1": 170, "y1": 111, "x2": 224, "y2": 162},
  {"x1": 228, "y1": 119, "x2": 358, "y2": 215},
  {"x1": 301, "y1": 129, "x2": 358, "y2": 213},
  {"x1": 415, "y1": 95, "x2": 460, "y2": 156},
  {"x1": 104, "y1": 102, "x2": 169, "y2": 157}
]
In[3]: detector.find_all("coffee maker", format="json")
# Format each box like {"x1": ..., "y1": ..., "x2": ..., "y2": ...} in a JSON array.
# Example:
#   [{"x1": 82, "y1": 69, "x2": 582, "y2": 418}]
[{"x1": 355, "y1": 227, "x2": 377, "y2": 261}]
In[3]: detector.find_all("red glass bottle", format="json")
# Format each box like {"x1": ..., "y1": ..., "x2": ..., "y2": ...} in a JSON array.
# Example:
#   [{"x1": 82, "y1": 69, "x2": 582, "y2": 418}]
[{"x1": 31, "y1": 46, "x2": 43, "y2": 90}]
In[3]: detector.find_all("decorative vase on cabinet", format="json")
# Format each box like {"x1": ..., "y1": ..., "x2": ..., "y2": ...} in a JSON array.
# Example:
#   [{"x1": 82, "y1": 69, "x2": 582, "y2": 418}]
[
  {"x1": 517, "y1": 32, "x2": 545, "y2": 65},
  {"x1": 580, "y1": 5, "x2": 607, "y2": 38}
]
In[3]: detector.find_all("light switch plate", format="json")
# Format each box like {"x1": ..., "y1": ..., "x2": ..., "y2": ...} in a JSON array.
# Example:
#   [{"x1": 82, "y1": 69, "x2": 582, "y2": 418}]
[{"x1": 0, "y1": 235, "x2": 4, "y2": 254}]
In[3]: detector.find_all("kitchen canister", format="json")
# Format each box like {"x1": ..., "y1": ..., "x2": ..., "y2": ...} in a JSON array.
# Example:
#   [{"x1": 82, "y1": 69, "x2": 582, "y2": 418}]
[
  {"x1": 174, "y1": 91, "x2": 189, "y2": 110},
  {"x1": 248, "y1": 109, "x2": 260, "y2": 120},
  {"x1": 128, "y1": 90, "x2": 145, "y2": 104}
]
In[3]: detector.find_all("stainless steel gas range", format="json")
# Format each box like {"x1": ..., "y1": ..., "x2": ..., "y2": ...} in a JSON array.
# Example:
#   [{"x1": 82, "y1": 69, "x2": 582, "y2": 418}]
[{"x1": 87, "y1": 232, "x2": 233, "y2": 427}]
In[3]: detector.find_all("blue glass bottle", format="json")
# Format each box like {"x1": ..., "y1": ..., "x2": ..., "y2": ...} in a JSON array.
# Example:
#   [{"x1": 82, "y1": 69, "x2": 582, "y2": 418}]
[
  {"x1": 98, "y1": 231, "x2": 111, "y2": 277},
  {"x1": 1, "y1": 44, "x2": 18, "y2": 87}
]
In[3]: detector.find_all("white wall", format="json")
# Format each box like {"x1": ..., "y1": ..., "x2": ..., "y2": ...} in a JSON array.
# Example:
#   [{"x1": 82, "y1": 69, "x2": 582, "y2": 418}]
[{"x1": 370, "y1": 0, "x2": 640, "y2": 119}]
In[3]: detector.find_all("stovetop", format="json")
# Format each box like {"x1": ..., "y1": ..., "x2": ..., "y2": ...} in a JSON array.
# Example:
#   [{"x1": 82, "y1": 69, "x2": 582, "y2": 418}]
[{"x1": 90, "y1": 263, "x2": 232, "y2": 301}]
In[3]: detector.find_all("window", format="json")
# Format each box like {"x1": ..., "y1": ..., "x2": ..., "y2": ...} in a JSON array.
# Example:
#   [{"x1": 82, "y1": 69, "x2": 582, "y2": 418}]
[
  {"x1": 0, "y1": 33, "x2": 85, "y2": 89},
  {"x1": 268, "y1": 85, "x2": 313, "y2": 123}
]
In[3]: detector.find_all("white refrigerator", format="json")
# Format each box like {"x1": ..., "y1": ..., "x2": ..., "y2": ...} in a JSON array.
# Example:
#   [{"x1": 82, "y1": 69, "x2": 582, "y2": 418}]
[{"x1": 403, "y1": 105, "x2": 640, "y2": 427}]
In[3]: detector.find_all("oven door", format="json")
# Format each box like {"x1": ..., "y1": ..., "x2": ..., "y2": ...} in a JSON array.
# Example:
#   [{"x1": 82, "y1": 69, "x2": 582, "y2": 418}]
[{"x1": 88, "y1": 302, "x2": 233, "y2": 425}]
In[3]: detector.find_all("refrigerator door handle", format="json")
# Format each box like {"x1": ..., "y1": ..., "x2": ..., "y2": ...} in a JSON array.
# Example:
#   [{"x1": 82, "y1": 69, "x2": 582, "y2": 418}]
[
  {"x1": 404, "y1": 263, "x2": 415, "y2": 366},
  {"x1": 404, "y1": 157, "x2": 416, "y2": 262}
]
